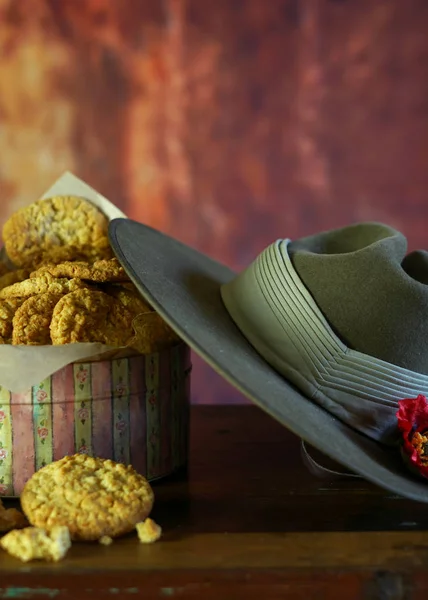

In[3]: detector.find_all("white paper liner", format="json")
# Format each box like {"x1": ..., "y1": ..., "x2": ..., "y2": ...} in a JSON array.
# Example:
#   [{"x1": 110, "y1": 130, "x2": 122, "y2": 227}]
[{"x1": 0, "y1": 171, "x2": 132, "y2": 392}]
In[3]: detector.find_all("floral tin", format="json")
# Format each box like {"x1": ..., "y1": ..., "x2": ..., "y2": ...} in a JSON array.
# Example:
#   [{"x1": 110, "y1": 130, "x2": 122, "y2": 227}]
[{"x1": 0, "y1": 342, "x2": 191, "y2": 497}]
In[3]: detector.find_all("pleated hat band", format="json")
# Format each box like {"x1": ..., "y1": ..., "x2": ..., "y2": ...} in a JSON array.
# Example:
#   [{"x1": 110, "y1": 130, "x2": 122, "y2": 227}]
[{"x1": 221, "y1": 240, "x2": 428, "y2": 445}]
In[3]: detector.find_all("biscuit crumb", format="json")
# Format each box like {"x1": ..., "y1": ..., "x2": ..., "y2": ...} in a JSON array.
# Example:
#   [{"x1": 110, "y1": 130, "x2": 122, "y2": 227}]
[
  {"x1": 136, "y1": 518, "x2": 162, "y2": 544},
  {"x1": 0, "y1": 526, "x2": 71, "y2": 562},
  {"x1": 99, "y1": 535, "x2": 113, "y2": 546}
]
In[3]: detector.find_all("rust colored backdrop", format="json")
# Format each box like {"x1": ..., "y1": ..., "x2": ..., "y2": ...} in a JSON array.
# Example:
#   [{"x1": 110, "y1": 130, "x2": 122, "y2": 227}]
[{"x1": 0, "y1": 0, "x2": 427, "y2": 403}]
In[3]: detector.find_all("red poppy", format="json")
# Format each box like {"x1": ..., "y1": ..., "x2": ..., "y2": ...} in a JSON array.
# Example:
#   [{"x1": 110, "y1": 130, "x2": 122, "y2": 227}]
[{"x1": 397, "y1": 395, "x2": 428, "y2": 479}]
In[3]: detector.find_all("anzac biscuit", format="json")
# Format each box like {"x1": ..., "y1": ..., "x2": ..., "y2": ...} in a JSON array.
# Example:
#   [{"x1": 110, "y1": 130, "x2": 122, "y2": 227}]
[
  {"x1": 36, "y1": 242, "x2": 114, "y2": 268},
  {"x1": 2, "y1": 195, "x2": 109, "y2": 268},
  {"x1": 0, "y1": 273, "x2": 87, "y2": 299},
  {"x1": 12, "y1": 293, "x2": 63, "y2": 345},
  {"x1": 0, "y1": 526, "x2": 71, "y2": 562},
  {"x1": 130, "y1": 312, "x2": 179, "y2": 354},
  {"x1": 0, "y1": 297, "x2": 27, "y2": 341},
  {"x1": 31, "y1": 257, "x2": 129, "y2": 283},
  {"x1": 103, "y1": 285, "x2": 179, "y2": 354},
  {"x1": 0, "y1": 269, "x2": 30, "y2": 292},
  {"x1": 50, "y1": 288, "x2": 135, "y2": 346},
  {"x1": 20, "y1": 454, "x2": 154, "y2": 541},
  {"x1": 104, "y1": 284, "x2": 152, "y2": 316}
]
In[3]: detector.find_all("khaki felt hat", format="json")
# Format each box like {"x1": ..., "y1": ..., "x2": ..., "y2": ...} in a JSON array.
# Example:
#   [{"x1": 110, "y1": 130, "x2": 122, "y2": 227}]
[{"x1": 109, "y1": 219, "x2": 428, "y2": 503}]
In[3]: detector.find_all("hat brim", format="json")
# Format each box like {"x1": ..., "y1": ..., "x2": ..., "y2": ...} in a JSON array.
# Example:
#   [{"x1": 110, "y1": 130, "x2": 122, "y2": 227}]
[{"x1": 109, "y1": 218, "x2": 428, "y2": 503}]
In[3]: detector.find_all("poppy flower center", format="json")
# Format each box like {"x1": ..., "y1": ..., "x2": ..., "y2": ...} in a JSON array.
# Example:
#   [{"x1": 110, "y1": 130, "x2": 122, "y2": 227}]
[{"x1": 410, "y1": 431, "x2": 428, "y2": 465}]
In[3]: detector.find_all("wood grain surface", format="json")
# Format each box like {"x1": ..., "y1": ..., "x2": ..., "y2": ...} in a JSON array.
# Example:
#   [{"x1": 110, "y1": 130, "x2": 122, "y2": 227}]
[
  {"x1": 0, "y1": 0, "x2": 427, "y2": 406},
  {"x1": 1, "y1": 406, "x2": 428, "y2": 599}
]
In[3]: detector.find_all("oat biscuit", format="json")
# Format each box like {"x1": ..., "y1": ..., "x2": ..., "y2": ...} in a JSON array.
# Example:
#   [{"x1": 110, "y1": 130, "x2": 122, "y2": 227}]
[
  {"x1": 130, "y1": 312, "x2": 179, "y2": 354},
  {"x1": 21, "y1": 454, "x2": 154, "y2": 541},
  {"x1": 0, "y1": 269, "x2": 30, "y2": 292},
  {"x1": 103, "y1": 285, "x2": 179, "y2": 354},
  {"x1": 36, "y1": 242, "x2": 114, "y2": 268},
  {"x1": 0, "y1": 297, "x2": 26, "y2": 341},
  {"x1": 103, "y1": 282, "x2": 180, "y2": 354},
  {"x1": 105, "y1": 284, "x2": 152, "y2": 316},
  {"x1": 0, "y1": 526, "x2": 71, "y2": 562},
  {"x1": 136, "y1": 518, "x2": 162, "y2": 544},
  {"x1": 50, "y1": 288, "x2": 135, "y2": 346},
  {"x1": 12, "y1": 293, "x2": 63, "y2": 345},
  {"x1": 0, "y1": 274, "x2": 87, "y2": 299},
  {"x1": 31, "y1": 257, "x2": 129, "y2": 283},
  {"x1": 2, "y1": 195, "x2": 109, "y2": 268}
]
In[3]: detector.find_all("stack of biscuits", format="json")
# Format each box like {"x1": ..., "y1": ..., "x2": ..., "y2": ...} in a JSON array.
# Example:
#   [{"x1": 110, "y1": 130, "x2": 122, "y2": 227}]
[
  {"x1": 0, "y1": 195, "x2": 178, "y2": 352},
  {"x1": 0, "y1": 196, "x2": 167, "y2": 562}
]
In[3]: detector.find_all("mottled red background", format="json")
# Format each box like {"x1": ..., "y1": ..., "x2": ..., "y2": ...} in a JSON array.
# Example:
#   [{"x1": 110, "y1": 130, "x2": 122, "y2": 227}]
[{"x1": 0, "y1": 0, "x2": 427, "y2": 403}]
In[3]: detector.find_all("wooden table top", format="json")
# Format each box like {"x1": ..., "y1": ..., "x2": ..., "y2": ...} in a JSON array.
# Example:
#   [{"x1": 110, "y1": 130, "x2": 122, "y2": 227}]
[{"x1": 1, "y1": 405, "x2": 428, "y2": 599}]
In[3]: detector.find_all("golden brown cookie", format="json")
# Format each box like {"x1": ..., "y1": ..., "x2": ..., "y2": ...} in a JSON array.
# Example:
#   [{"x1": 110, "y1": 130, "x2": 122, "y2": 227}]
[
  {"x1": 0, "y1": 526, "x2": 71, "y2": 562},
  {"x1": 50, "y1": 288, "x2": 135, "y2": 346},
  {"x1": 0, "y1": 297, "x2": 27, "y2": 341},
  {"x1": 0, "y1": 269, "x2": 30, "y2": 292},
  {"x1": 12, "y1": 293, "x2": 63, "y2": 345},
  {"x1": 129, "y1": 312, "x2": 180, "y2": 355},
  {"x1": 103, "y1": 284, "x2": 179, "y2": 354},
  {"x1": 104, "y1": 284, "x2": 152, "y2": 316},
  {"x1": 35, "y1": 242, "x2": 114, "y2": 269},
  {"x1": 0, "y1": 273, "x2": 87, "y2": 299},
  {"x1": 31, "y1": 257, "x2": 129, "y2": 283},
  {"x1": 2, "y1": 195, "x2": 109, "y2": 268},
  {"x1": 21, "y1": 454, "x2": 154, "y2": 541}
]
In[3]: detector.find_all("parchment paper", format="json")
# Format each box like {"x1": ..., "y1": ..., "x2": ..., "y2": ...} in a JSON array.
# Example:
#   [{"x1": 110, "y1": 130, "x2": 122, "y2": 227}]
[{"x1": 0, "y1": 171, "x2": 132, "y2": 392}]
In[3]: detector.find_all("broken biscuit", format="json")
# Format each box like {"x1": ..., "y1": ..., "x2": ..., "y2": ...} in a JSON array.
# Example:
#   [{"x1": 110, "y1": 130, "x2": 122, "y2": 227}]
[
  {"x1": 136, "y1": 518, "x2": 162, "y2": 544},
  {"x1": 0, "y1": 526, "x2": 71, "y2": 562}
]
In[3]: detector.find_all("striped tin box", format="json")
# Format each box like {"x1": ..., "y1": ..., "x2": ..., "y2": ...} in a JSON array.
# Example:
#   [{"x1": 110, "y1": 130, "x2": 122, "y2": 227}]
[{"x1": 0, "y1": 342, "x2": 191, "y2": 497}]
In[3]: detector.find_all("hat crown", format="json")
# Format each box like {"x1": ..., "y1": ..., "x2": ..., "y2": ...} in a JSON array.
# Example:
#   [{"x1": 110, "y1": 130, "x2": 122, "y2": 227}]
[{"x1": 288, "y1": 222, "x2": 428, "y2": 375}]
